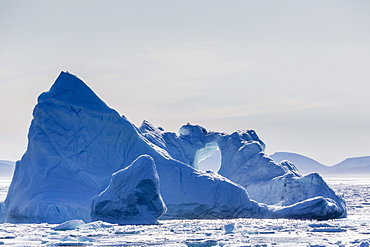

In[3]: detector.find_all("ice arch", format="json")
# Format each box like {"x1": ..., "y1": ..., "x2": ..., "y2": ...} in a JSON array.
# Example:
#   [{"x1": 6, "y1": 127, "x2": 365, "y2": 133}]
[
  {"x1": 140, "y1": 121, "x2": 273, "y2": 178},
  {"x1": 139, "y1": 121, "x2": 346, "y2": 218},
  {"x1": 177, "y1": 124, "x2": 273, "y2": 182}
]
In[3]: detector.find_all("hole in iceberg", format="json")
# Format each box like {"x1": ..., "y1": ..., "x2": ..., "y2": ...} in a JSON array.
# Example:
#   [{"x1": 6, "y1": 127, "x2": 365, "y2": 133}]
[{"x1": 198, "y1": 148, "x2": 222, "y2": 173}]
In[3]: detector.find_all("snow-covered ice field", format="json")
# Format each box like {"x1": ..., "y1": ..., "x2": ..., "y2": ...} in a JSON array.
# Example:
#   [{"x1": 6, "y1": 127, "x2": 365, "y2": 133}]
[{"x1": 0, "y1": 177, "x2": 369, "y2": 246}]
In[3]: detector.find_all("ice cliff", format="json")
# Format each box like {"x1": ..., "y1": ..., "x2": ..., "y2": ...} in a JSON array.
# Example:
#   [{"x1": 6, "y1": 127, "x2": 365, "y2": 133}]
[
  {"x1": 4, "y1": 72, "x2": 346, "y2": 223},
  {"x1": 91, "y1": 155, "x2": 166, "y2": 225}
]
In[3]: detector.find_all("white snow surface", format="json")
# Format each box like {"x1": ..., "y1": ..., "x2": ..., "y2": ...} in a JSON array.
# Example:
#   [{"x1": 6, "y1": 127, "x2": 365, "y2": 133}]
[
  {"x1": 91, "y1": 155, "x2": 167, "y2": 225},
  {"x1": 0, "y1": 177, "x2": 368, "y2": 246}
]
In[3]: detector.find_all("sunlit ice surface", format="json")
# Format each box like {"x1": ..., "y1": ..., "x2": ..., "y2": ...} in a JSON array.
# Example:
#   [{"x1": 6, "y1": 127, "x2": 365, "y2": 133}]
[{"x1": 0, "y1": 177, "x2": 369, "y2": 246}]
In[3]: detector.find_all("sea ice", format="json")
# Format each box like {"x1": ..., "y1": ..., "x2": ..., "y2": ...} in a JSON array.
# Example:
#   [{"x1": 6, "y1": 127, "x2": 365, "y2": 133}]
[{"x1": 0, "y1": 177, "x2": 368, "y2": 246}]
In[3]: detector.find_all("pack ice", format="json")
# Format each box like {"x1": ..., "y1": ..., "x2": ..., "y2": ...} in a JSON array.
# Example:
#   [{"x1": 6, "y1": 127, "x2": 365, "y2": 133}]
[{"x1": 4, "y1": 72, "x2": 346, "y2": 223}]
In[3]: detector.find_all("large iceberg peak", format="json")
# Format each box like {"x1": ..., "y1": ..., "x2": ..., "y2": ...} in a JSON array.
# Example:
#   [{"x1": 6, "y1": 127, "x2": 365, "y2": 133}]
[{"x1": 37, "y1": 71, "x2": 111, "y2": 113}]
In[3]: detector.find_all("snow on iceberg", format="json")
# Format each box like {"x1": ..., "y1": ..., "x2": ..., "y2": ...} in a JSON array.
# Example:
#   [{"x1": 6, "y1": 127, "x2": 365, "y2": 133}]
[
  {"x1": 5, "y1": 71, "x2": 267, "y2": 223},
  {"x1": 140, "y1": 122, "x2": 347, "y2": 219},
  {"x1": 91, "y1": 155, "x2": 166, "y2": 225}
]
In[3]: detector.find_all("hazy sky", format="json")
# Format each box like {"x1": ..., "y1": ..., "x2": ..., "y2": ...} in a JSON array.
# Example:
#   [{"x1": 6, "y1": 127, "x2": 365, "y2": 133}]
[{"x1": 1, "y1": 1, "x2": 370, "y2": 165}]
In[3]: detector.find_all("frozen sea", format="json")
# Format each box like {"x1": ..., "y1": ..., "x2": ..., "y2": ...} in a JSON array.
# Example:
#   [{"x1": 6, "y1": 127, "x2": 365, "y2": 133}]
[{"x1": 0, "y1": 177, "x2": 369, "y2": 247}]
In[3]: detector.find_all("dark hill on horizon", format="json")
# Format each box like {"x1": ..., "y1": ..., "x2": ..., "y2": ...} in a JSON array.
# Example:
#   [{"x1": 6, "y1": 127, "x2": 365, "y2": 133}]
[{"x1": 271, "y1": 152, "x2": 370, "y2": 176}]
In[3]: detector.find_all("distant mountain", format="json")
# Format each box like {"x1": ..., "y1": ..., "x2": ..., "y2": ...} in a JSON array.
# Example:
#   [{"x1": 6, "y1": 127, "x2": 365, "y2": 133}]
[
  {"x1": 270, "y1": 152, "x2": 370, "y2": 176},
  {"x1": 0, "y1": 160, "x2": 15, "y2": 179},
  {"x1": 270, "y1": 152, "x2": 329, "y2": 175},
  {"x1": 330, "y1": 156, "x2": 370, "y2": 175}
]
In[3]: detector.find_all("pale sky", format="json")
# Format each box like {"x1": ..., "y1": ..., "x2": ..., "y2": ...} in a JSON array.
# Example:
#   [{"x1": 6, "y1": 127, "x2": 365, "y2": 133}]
[{"x1": 1, "y1": 0, "x2": 370, "y2": 166}]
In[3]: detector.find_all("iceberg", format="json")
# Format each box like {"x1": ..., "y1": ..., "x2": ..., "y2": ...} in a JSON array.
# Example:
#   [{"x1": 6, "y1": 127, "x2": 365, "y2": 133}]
[
  {"x1": 4, "y1": 72, "x2": 346, "y2": 223},
  {"x1": 52, "y1": 219, "x2": 86, "y2": 231},
  {"x1": 140, "y1": 122, "x2": 347, "y2": 219},
  {"x1": 4, "y1": 72, "x2": 267, "y2": 223},
  {"x1": 272, "y1": 196, "x2": 344, "y2": 220},
  {"x1": 91, "y1": 155, "x2": 167, "y2": 225}
]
